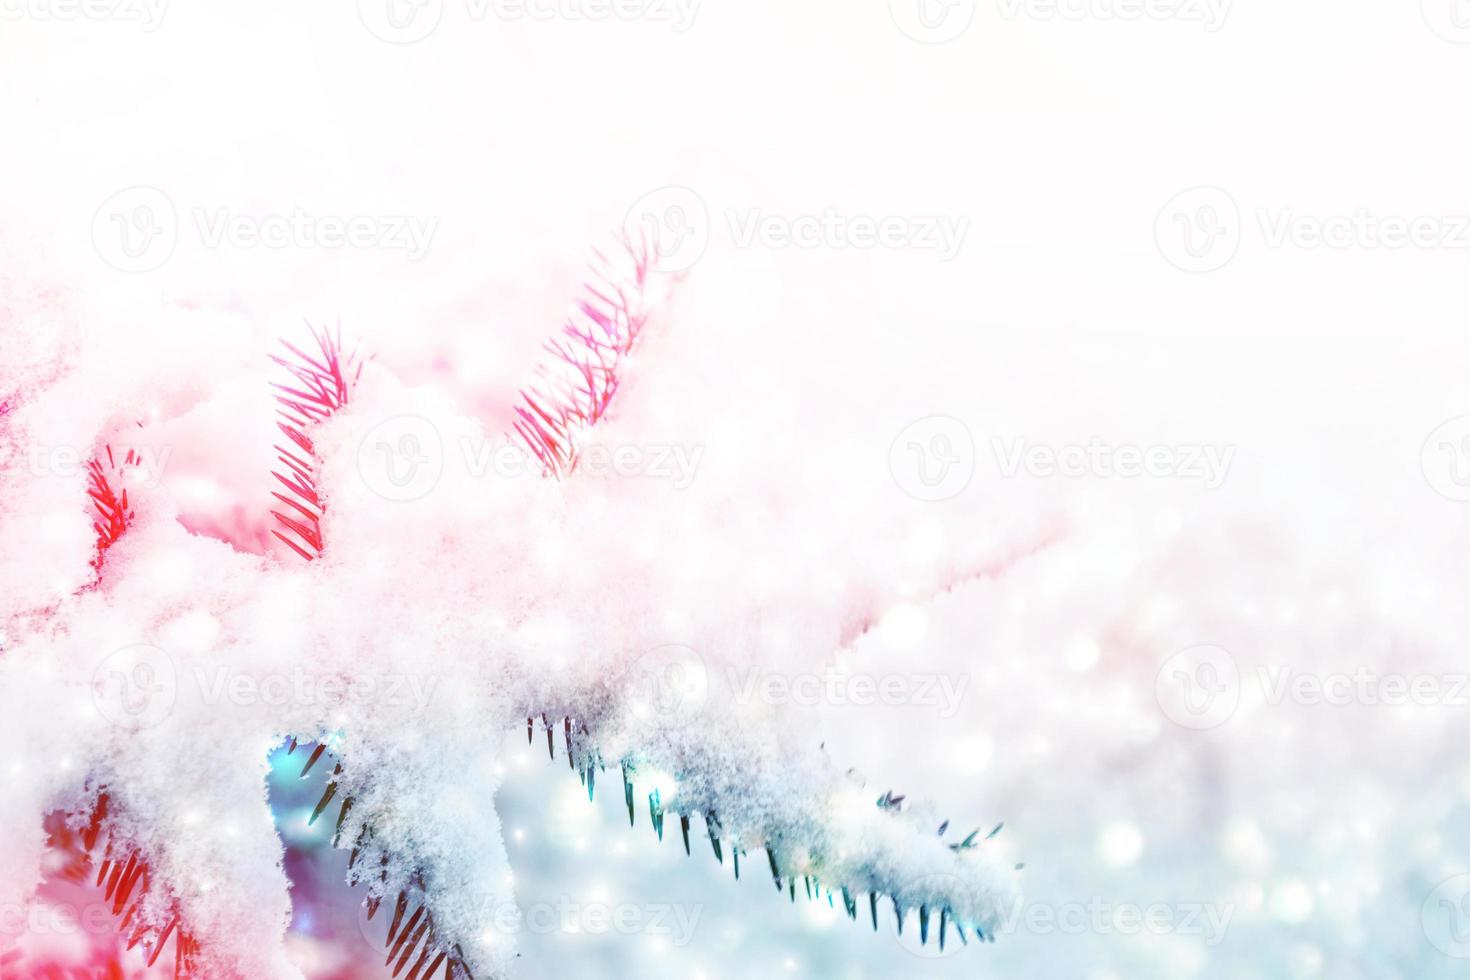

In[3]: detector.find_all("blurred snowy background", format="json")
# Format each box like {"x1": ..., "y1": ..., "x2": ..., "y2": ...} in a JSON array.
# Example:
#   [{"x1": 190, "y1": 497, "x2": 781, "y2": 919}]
[{"x1": 4, "y1": 1, "x2": 1470, "y2": 978}]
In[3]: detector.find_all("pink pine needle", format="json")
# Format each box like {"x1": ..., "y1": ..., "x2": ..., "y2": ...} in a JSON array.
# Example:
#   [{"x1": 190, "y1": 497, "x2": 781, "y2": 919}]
[
  {"x1": 514, "y1": 233, "x2": 656, "y2": 477},
  {"x1": 269, "y1": 323, "x2": 360, "y2": 561}
]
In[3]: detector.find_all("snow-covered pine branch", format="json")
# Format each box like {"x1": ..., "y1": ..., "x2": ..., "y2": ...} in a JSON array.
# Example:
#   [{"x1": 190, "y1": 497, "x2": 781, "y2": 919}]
[{"x1": 0, "y1": 232, "x2": 1022, "y2": 978}]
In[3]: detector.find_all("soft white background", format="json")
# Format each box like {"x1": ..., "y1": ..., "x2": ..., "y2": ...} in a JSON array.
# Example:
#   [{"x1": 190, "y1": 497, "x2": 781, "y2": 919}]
[{"x1": 5, "y1": 2, "x2": 1470, "y2": 978}]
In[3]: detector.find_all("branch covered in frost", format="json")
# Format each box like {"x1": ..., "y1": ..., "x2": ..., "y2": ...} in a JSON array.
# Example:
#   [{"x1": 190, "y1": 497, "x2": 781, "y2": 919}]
[
  {"x1": 516, "y1": 676, "x2": 1019, "y2": 952},
  {"x1": 269, "y1": 324, "x2": 360, "y2": 561},
  {"x1": 86, "y1": 446, "x2": 138, "y2": 573},
  {"x1": 3, "y1": 224, "x2": 1022, "y2": 980},
  {"x1": 513, "y1": 234, "x2": 657, "y2": 478}
]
